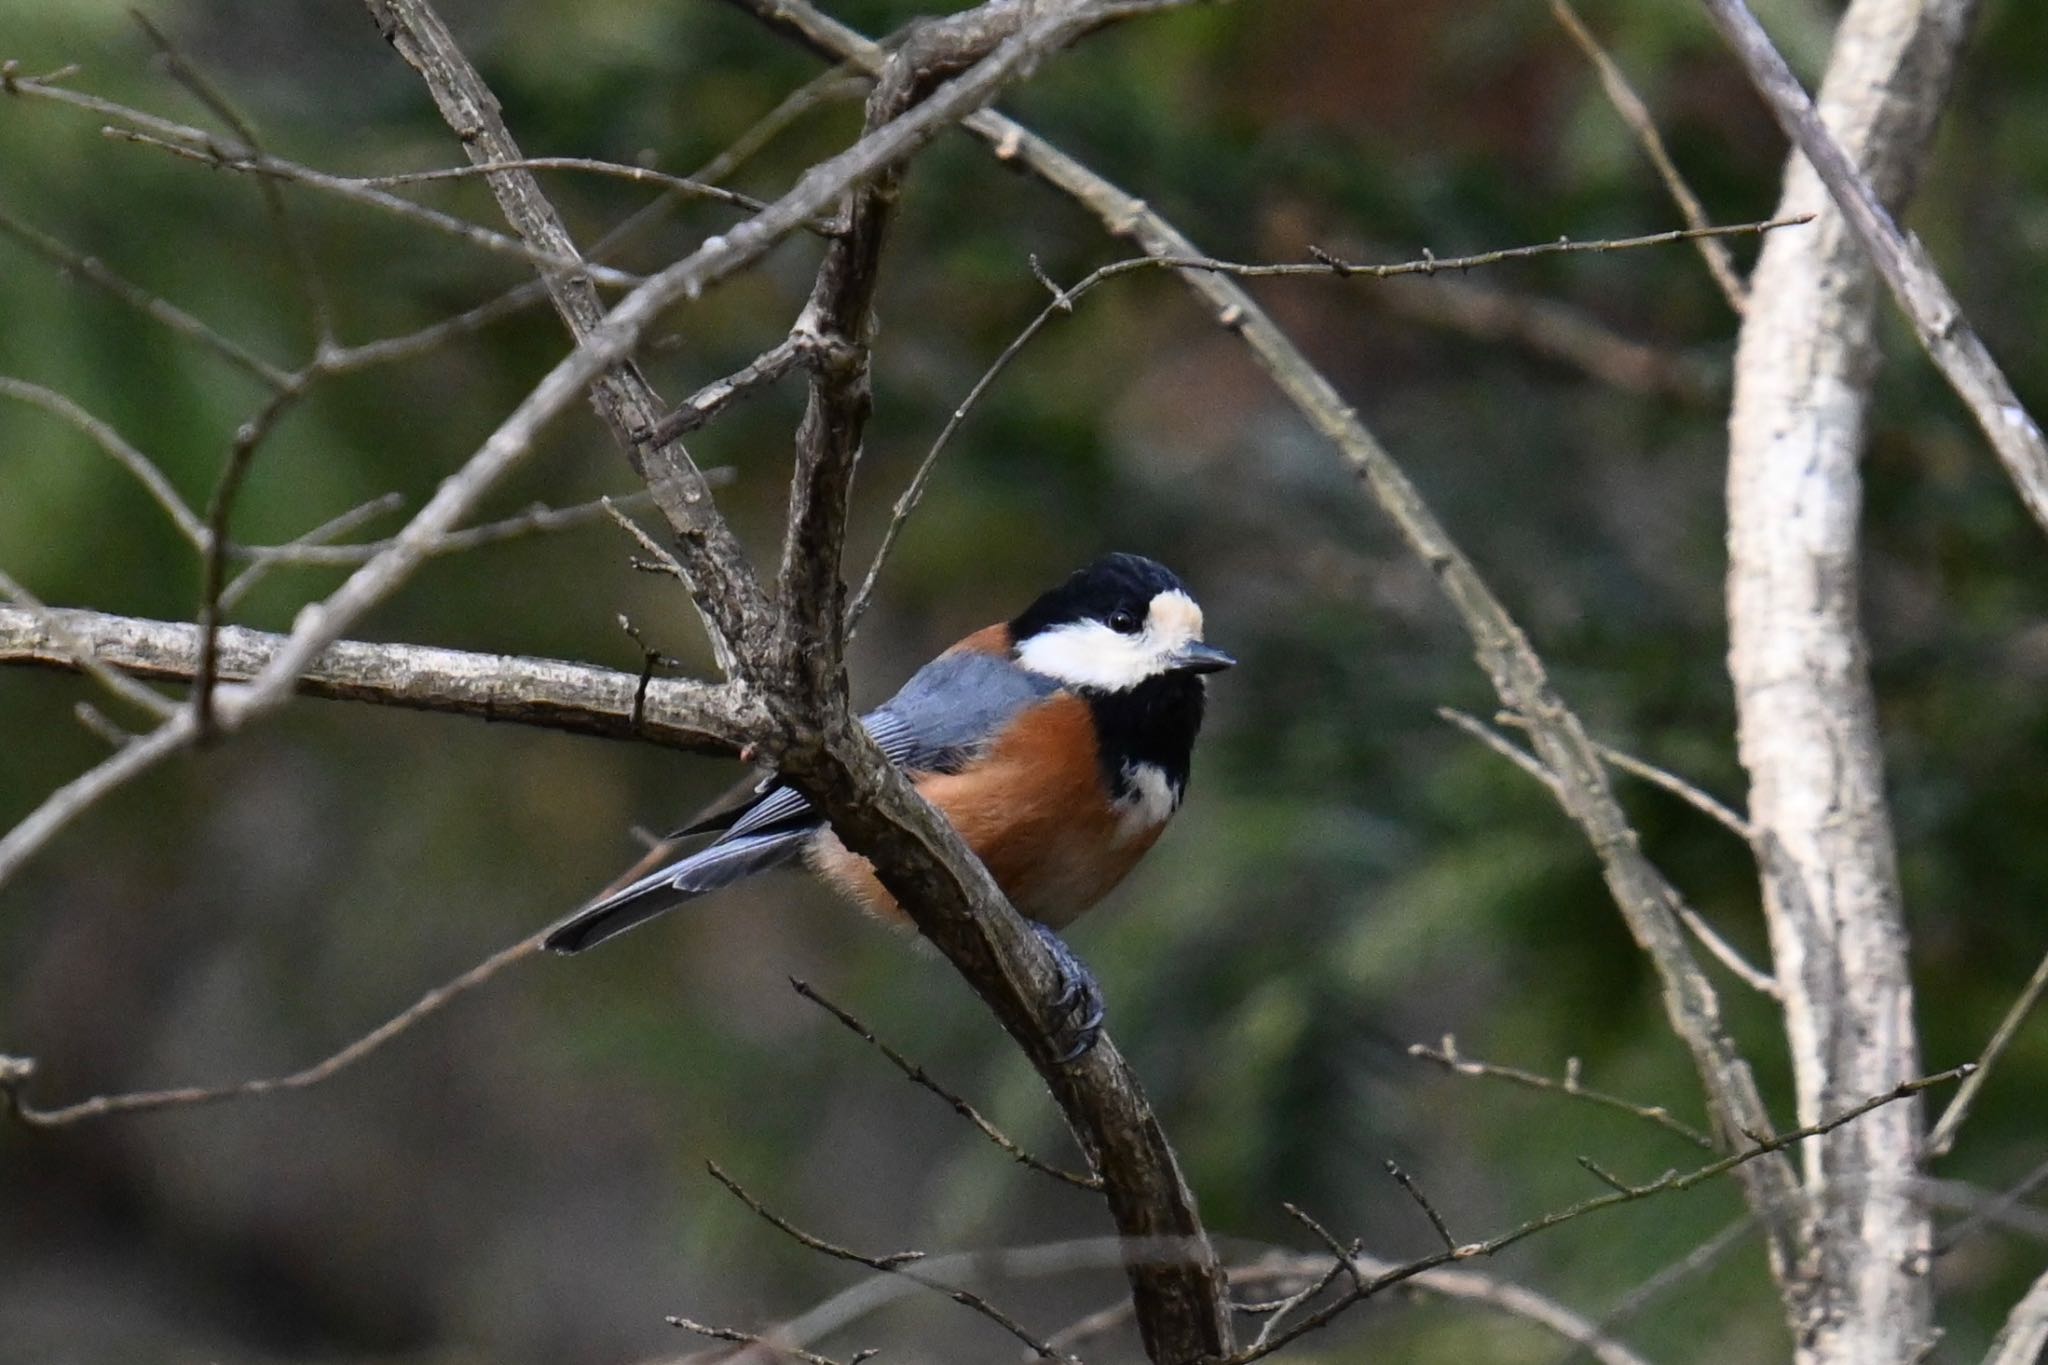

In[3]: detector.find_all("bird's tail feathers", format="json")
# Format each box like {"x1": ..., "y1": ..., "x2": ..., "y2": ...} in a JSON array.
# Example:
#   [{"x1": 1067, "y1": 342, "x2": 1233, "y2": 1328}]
[{"x1": 542, "y1": 829, "x2": 808, "y2": 954}]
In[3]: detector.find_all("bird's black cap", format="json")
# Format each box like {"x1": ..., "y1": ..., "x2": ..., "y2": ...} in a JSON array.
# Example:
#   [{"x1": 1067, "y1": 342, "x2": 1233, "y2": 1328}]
[{"x1": 1009, "y1": 553, "x2": 1191, "y2": 641}]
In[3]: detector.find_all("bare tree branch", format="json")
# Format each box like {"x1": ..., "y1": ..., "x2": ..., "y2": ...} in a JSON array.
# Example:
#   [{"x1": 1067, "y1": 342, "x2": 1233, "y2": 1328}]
[
  {"x1": 2, "y1": 934, "x2": 542, "y2": 1126},
  {"x1": 793, "y1": 978, "x2": 1101, "y2": 1191},
  {"x1": 132, "y1": 10, "x2": 335, "y2": 348},
  {"x1": 1927, "y1": 943, "x2": 2048, "y2": 1158},
  {"x1": 640, "y1": 337, "x2": 808, "y2": 446},
  {"x1": 0, "y1": 605, "x2": 749, "y2": 752},
  {"x1": 0, "y1": 377, "x2": 211, "y2": 545},
  {"x1": 1548, "y1": 0, "x2": 1747, "y2": 310},
  {"x1": 0, "y1": 207, "x2": 293, "y2": 390},
  {"x1": 1718, "y1": 0, "x2": 1984, "y2": 1357},
  {"x1": 194, "y1": 386, "x2": 302, "y2": 740},
  {"x1": 707, "y1": 1161, "x2": 1076, "y2": 1362},
  {"x1": 1231, "y1": 1064, "x2": 1971, "y2": 1363},
  {"x1": 91, "y1": 124, "x2": 644, "y2": 287},
  {"x1": 1410, "y1": 1035, "x2": 1715, "y2": 1150},
  {"x1": 667, "y1": 1315, "x2": 870, "y2": 1365},
  {"x1": 0, "y1": 713, "x2": 193, "y2": 892},
  {"x1": 1240, "y1": 1250, "x2": 1655, "y2": 1365},
  {"x1": 0, "y1": 574, "x2": 178, "y2": 720},
  {"x1": 1697, "y1": 0, "x2": 2048, "y2": 536},
  {"x1": 1984, "y1": 1266, "x2": 2048, "y2": 1365}
]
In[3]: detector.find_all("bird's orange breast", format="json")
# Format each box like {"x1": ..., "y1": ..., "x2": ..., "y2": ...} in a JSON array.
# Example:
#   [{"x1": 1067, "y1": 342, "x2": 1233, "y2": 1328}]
[{"x1": 807, "y1": 692, "x2": 1168, "y2": 929}]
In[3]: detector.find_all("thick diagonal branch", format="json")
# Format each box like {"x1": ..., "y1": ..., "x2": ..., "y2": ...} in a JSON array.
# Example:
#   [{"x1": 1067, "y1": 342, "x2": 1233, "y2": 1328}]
[
  {"x1": 776, "y1": 3, "x2": 1037, "y2": 689},
  {"x1": 361, "y1": 0, "x2": 768, "y2": 660},
  {"x1": 756, "y1": 707, "x2": 1232, "y2": 1363}
]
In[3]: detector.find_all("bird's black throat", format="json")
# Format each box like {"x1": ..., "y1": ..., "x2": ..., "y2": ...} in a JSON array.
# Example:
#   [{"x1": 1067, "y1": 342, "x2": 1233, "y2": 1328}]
[{"x1": 1082, "y1": 672, "x2": 1206, "y2": 801}]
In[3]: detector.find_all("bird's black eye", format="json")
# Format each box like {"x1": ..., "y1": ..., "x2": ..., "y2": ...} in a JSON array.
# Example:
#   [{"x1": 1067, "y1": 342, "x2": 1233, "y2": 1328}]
[{"x1": 1108, "y1": 608, "x2": 1141, "y2": 635}]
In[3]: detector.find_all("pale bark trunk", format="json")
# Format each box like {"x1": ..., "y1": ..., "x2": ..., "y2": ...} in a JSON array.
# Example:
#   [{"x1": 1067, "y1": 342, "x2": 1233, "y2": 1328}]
[{"x1": 1725, "y1": 1, "x2": 1980, "y2": 1360}]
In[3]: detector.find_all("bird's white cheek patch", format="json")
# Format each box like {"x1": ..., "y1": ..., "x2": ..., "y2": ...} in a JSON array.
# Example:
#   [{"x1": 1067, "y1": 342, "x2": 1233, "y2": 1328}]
[
  {"x1": 1015, "y1": 620, "x2": 1153, "y2": 690},
  {"x1": 1113, "y1": 762, "x2": 1181, "y2": 844}
]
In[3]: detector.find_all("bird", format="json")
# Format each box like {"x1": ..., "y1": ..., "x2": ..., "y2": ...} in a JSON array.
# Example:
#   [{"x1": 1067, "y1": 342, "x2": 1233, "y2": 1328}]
[{"x1": 542, "y1": 552, "x2": 1234, "y2": 1059}]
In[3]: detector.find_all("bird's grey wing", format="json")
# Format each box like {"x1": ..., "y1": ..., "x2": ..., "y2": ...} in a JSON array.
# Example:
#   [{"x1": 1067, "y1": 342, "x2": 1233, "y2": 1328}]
[{"x1": 705, "y1": 649, "x2": 1059, "y2": 844}]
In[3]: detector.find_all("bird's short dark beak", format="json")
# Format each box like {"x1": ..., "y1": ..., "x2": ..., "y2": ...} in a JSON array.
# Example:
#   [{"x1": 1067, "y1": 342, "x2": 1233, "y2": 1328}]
[{"x1": 1168, "y1": 641, "x2": 1237, "y2": 674}]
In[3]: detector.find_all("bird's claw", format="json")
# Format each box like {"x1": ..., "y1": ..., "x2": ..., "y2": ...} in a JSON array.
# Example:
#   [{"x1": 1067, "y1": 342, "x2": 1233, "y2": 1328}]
[{"x1": 1029, "y1": 922, "x2": 1105, "y2": 1064}]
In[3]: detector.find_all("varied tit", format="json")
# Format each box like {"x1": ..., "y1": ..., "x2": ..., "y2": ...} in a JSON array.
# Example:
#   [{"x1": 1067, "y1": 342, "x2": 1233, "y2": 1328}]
[{"x1": 542, "y1": 552, "x2": 1235, "y2": 1059}]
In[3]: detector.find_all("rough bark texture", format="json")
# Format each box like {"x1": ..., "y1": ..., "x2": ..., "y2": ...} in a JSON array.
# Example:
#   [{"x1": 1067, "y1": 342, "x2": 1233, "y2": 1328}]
[
  {"x1": 1725, "y1": 1, "x2": 1981, "y2": 1359},
  {"x1": 0, "y1": 605, "x2": 748, "y2": 752}
]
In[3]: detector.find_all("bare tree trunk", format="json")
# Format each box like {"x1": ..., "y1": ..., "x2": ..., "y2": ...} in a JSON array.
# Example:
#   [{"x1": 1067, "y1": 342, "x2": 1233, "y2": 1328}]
[{"x1": 1725, "y1": 1, "x2": 1981, "y2": 1360}]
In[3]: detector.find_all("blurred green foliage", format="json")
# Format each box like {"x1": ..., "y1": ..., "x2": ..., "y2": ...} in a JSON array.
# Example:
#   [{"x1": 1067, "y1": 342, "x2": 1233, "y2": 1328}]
[{"x1": 3, "y1": 1, "x2": 2046, "y2": 1362}]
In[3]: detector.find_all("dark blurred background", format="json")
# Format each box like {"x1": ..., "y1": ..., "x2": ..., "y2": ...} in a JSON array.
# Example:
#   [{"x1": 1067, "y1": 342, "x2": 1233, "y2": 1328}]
[{"x1": 3, "y1": 0, "x2": 2046, "y2": 1361}]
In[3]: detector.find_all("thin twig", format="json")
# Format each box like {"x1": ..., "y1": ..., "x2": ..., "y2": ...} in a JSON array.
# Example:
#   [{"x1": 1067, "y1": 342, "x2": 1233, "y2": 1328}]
[
  {"x1": 792, "y1": 978, "x2": 1100, "y2": 1190},
  {"x1": 1231, "y1": 1064, "x2": 1974, "y2": 1362},
  {"x1": 639, "y1": 336, "x2": 808, "y2": 447},
  {"x1": 1247, "y1": 1205, "x2": 1359, "y2": 1351},
  {"x1": 195, "y1": 386, "x2": 305, "y2": 740},
  {"x1": 844, "y1": 213, "x2": 1805, "y2": 632},
  {"x1": 218, "y1": 493, "x2": 407, "y2": 611},
  {"x1": 0, "y1": 378, "x2": 210, "y2": 545},
  {"x1": 666, "y1": 1315, "x2": 866, "y2": 1365},
  {"x1": 1457, "y1": 708, "x2": 1779, "y2": 998},
  {"x1": 71, "y1": 701, "x2": 135, "y2": 748},
  {"x1": 1934, "y1": 1153, "x2": 2048, "y2": 1258},
  {"x1": 1985, "y1": 1263, "x2": 2048, "y2": 1365},
  {"x1": 1, "y1": 933, "x2": 543, "y2": 1126},
  {"x1": 1592, "y1": 741, "x2": 1754, "y2": 842},
  {"x1": 226, "y1": 488, "x2": 722, "y2": 571},
  {"x1": 133, "y1": 11, "x2": 335, "y2": 347},
  {"x1": 1492, "y1": 711, "x2": 1753, "y2": 841},
  {"x1": 1671, "y1": 904, "x2": 1782, "y2": 1000},
  {"x1": 0, "y1": 205, "x2": 545, "y2": 390},
  {"x1": 96, "y1": 123, "x2": 643, "y2": 287},
  {"x1": 360, "y1": 155, "x2": 772, "y2": 207},
  {"x1": 706, "y1": 1161, "x2": 1075, "y2": 1362},
  {"x1": 0, "y1": 208, "x2": 293, "y2": 390},
  {"x1": 1550, "y1": 1215, "x2": 1756, "y2": 1365},
  {"x1": 1548, "y1": 0, "x2": 1747, "y2": 310},
  {"x1": 1926, "y1": 943, "x2": 2048, "y2": 1157},
  {"x1": 0, "y1": 712, "x2": 194, "y2": 894},
  {"x1": 1383, "y1": 1160, "x2": 1458, "y2": 1251},
  {"x1": 1053, "y1": 1241, "x2": 1656, "y2": 1365},
  {"x1": 1438, "y1": 706, "x2": 1560, "y2": 790},
  {"x1": 1411, "y1": 1035, "x2": 1716, "y2": 1151},
  {"x1": 316, "y1": 280, "x2": 553, "y2": 374},
  {"x1": 692, "y1": 66, "x2": 870, "y2": 187}
]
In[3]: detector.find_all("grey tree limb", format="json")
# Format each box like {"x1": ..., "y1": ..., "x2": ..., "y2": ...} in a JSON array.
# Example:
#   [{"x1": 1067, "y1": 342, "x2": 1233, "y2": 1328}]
[
  {"x1": 1697, "y1": 0, "x2": 2048, "y2": 536},
  {"x1": 1984, "y1": 1265, "x2": 2048, "y2": 1365},
  {"x1": 360, "y1": 0, "x2": 767, "y2": 664},
  {"x1": 1718, "y1": 0, "x2": 1983, "y2": 1360},
  {"x1": 0, "y1": 605, "x2": 748, "y2": 752}
]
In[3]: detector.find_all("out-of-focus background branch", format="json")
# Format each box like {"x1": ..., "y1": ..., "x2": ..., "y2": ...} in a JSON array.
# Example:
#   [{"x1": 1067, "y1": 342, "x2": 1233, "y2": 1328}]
[{"x1": 4, "y1": 1, "x2": 2047, "y2": 1362}]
